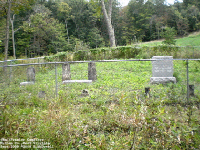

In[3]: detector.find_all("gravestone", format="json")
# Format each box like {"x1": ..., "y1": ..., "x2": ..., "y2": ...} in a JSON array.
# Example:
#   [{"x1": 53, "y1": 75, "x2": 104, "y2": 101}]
[
  {"x1": 88, "y1": 62, "x2": 97, "y2": 81},
  {"x1": 62, "y1": 63, "x2": 71, "y2": 81},
  {"x1": 150, "y1": 56, "x2": 176, "y2": 84},
  {"x1": 20, "y1": 67, "x2": 35, "y2": 86},
  {"x1": 27, "y1": 67, "x2": 35, "y2": 82}
]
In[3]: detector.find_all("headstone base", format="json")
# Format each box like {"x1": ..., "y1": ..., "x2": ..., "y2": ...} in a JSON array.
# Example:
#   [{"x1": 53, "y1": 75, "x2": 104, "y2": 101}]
[
  {"x1": 20, "y1": 82, "x2": 35, "y2": 86},
  {"x1": 63, "y1": 80, "x2": 92, "y2": 84},
  {"x1": 150, "y1": 77, "x2": 176, "y2": 84}
]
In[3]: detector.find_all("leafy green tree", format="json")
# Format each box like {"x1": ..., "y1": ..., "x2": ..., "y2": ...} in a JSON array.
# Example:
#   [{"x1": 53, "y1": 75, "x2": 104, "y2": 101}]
[
  {"x1": 126, "y1": 0, "x2": 156, "y2": 42},
  {"x1": 161, "y1": 27, "x2": 177, "y2": 45},
  {"x1": 57, "y1": 2, "x2": 71, "y2": 44},
  {"x1": 0, "y1": 0, "x2": 35, "y2": 61},
  {"x1": 187, "y1": 5, "x2": 200, "y2": 31},
  {"x1": 19, "y1": 4, "x2": 67, "y2": 56}
]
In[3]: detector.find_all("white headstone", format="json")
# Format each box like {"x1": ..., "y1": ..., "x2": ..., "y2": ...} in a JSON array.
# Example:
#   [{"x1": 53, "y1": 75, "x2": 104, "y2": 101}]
[{"x1": 150, "y1": 56, "x2": 176, "y2": 84}]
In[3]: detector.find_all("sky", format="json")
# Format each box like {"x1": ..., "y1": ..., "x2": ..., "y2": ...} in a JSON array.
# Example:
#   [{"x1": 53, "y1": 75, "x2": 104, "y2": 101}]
[{"x1": 119, "y1": 0, "x2": 183, "y2": 7}]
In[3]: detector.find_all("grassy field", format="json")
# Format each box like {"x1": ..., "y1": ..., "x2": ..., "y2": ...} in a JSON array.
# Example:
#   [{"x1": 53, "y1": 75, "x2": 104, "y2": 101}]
[{"x1": 0, "y1": 59, "x2": 200, "y2": 149}]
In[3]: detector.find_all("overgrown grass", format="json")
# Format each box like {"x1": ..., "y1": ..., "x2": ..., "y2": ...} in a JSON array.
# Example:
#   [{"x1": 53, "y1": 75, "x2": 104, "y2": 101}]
[{"x1": 0, "y1": 60, "x2": 200, "y2": 149}]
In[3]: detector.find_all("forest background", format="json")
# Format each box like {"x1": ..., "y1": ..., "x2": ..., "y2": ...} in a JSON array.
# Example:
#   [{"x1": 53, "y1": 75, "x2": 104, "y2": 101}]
[{"x1": 0, "y1": 0, "x2": 200, "y2": 59}]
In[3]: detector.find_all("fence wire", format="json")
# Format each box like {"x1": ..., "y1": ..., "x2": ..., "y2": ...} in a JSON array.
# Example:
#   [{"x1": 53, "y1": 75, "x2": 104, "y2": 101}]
[{"x1": 0, "y1": 58, "x2": 199, "y2": 103}]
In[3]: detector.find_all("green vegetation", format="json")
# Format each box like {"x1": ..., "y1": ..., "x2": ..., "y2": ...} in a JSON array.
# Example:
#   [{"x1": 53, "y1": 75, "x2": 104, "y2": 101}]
[
  {"x1": 1, "y1": 0, "x2": 200, "y2": 58},
  {"x1": 139, "y1": 31, "x2": 200, "y2": 47},
  {"x1": 0, "y1": 0, "x2": 200, "y2": 149},
  {"x1": 176, "y1": 32, "x2": 200, "y2": 46},
  {"x1": 1, "y1": 60, "x2": 200, "y2": 149}
]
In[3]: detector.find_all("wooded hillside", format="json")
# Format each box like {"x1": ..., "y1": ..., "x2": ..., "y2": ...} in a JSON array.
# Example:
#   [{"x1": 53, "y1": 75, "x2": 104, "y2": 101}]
[{"x1": 0, "y1": 0, "x2": 200, "y2": 58}]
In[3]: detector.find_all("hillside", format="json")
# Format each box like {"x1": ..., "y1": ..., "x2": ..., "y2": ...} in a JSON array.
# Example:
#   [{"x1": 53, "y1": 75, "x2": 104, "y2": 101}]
[{"x1": 138, "y1": 31, "x2": 200, "y2": 47}]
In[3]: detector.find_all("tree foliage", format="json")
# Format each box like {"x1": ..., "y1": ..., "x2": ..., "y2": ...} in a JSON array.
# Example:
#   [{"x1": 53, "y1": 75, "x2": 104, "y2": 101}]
[{"x1": 0, "y1": 0, "x2": 200, "y2": 58}]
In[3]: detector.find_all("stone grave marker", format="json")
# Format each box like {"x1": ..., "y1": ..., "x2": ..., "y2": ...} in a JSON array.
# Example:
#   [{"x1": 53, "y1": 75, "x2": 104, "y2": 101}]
[
  {"x1": 27, "y1": 67, "x2": 35, "y2": 82},
  {"x1": 62, "y1": 63, "x2": 71, "y2": 81},
  {"x1": 20, "y1": 67, "x2": 35, "y2": 85},
  {"x1": 88, "y1": 62, "x2": 97, "y2": 81},
  {"x1": 150, "y1": 56, "x2": 176, "y2": 84}
]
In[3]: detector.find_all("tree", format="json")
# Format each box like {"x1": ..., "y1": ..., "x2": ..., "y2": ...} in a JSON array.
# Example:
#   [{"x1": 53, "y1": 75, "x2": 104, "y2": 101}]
[
  {"x1": 161, "y1": 27, "x2": 177, "y2": 45},
  {"x1": 1, "y1": 0, "x2": 35, "y2": 61},
  {"x1": 101, "y1": 0, "x2": 116, "y2": 47},
  {"x1": 57, "y1": 2, "x2": 71, "y2": 44},
  {"x1": 20, "y1": 4, "x2": 67, "y2": 56}
]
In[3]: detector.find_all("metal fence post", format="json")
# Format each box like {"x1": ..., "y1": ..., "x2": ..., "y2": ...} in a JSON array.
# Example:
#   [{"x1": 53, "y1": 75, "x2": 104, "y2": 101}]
[
  {"x1": 55, "y1": 62, "x2": 58, "y2": 98},
  {"x1": 9, "y1": 61, "x2": 12, "y2": 85},
  {"x1": 187, "y1": 59, "x2": 189, "y2": 103}
]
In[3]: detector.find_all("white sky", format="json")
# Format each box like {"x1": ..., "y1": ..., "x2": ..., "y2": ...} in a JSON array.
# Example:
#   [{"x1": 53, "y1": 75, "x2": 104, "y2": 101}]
[{"x1": 119, "y1": 0, "x2": 183, "y2": 7}]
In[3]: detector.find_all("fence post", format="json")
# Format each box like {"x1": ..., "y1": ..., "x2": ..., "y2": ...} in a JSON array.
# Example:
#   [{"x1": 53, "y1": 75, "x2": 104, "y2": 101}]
[
  {"x1": 9, "y1": 61, "x2": 12, "y2": 84},
  {"x1": 187, "y1": 59, "x2": 189, "y2": 103},
  {"x1": 55, "y1": 63, "x2": 58, "y2": 98}
]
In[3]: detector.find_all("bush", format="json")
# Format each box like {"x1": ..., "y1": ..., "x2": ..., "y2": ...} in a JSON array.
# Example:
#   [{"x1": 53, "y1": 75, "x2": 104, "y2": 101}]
[{"x1": 161, "y1": 27, "x2": 177, "y2": 46}]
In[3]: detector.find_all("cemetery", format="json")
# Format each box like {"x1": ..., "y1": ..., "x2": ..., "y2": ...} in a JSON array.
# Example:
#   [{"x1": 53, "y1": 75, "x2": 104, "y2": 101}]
[{"x1": 0, "y1": 57, "x2": 200, "y2": 149}]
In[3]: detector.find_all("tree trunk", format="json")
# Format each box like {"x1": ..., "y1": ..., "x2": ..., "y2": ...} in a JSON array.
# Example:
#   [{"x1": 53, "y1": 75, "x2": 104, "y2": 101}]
[
  {"x1": 4, "y1": 0, "x2": 11, "y2": 72},
  {"x1": 10, "y1": 14, "x2": 16, "y2": 59},
  {"x1": 65, "y1": 19, "x2": 69, "y2": 44},
  {"x1": 101, "y1": 0, "x2": 116, "y2": 47},
  {"x1": 5, "y1": 0, "x2": 11, "y2": 62}
]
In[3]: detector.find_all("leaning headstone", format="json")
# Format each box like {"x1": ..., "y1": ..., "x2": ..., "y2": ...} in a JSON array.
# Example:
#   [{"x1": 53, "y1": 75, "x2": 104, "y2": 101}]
[
  {"x1": 88, "y1": 62, "x2": 97, "y2": 81},
  {"x1": 62, "y1": 63, "x2": 71, "y2": 81},
  {"x1": 150, "y1": 56, "x2": 176, "y2": 84},
  {"x1": 27, "y1": 67, "x2": 35, "y2": 82}
]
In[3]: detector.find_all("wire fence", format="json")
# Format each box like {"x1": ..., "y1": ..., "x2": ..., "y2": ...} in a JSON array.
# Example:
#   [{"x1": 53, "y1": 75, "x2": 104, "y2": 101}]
[{"x1": 0, "y1": 58, "x2": 199, "y2": 103}]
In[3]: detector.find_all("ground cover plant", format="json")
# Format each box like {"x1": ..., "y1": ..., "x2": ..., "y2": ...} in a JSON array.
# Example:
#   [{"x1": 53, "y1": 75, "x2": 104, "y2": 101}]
[{"x1": 0, "y1": 59, "x2": 200, "y2": 149}]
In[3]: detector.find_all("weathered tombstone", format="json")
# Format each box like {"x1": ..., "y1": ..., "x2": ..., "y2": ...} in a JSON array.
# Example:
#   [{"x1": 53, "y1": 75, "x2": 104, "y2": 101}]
[
  {"x1": 150, "y1": 56, "x2": 176, "y2": 84},
  {"x1": 88, "y1": 62, "x2": 97, "y2": 81},
  {"x1": 62, "y1": 63, "x2": 71, "y2": 81},
  {"x1": 27, "y1": 67, "x2": 35, "y2": 82},
  {"x1": 20, "y1": 67, "x2": 35, "y2": 86}
]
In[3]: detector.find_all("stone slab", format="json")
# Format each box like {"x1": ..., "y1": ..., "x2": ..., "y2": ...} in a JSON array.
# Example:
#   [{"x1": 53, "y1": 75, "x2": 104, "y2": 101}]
[
  {"x1": 152, "y1": 56, "x2": 174, "y2": 77},
  {"x1": 20, "y1": 82, "x2": 35, "y2": 86},
  {"x1": 27, "y1": 67, "x2": 35, "y2": 82},
  {"x1": 150, "y1": 77, "x2": 176, "y2": 84},
  {"x1": 63, "y1": 80, "x2": 92, "y2": 84}
]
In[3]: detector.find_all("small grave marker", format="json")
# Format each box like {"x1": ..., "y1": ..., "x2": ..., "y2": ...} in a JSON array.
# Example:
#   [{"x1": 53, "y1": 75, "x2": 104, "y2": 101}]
[
  {"x1": 20, "y1": 67, "x2": 35, "y2": 85},
  {"x1": 27, "y1": 67, "x2": 35, "y2": 82},
  {"x1": 88, "y1": 62, "x2": 97, "y2": 81},
  {"x1": 62, "y1": 63, "x2": 71, "y2": 81}
]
